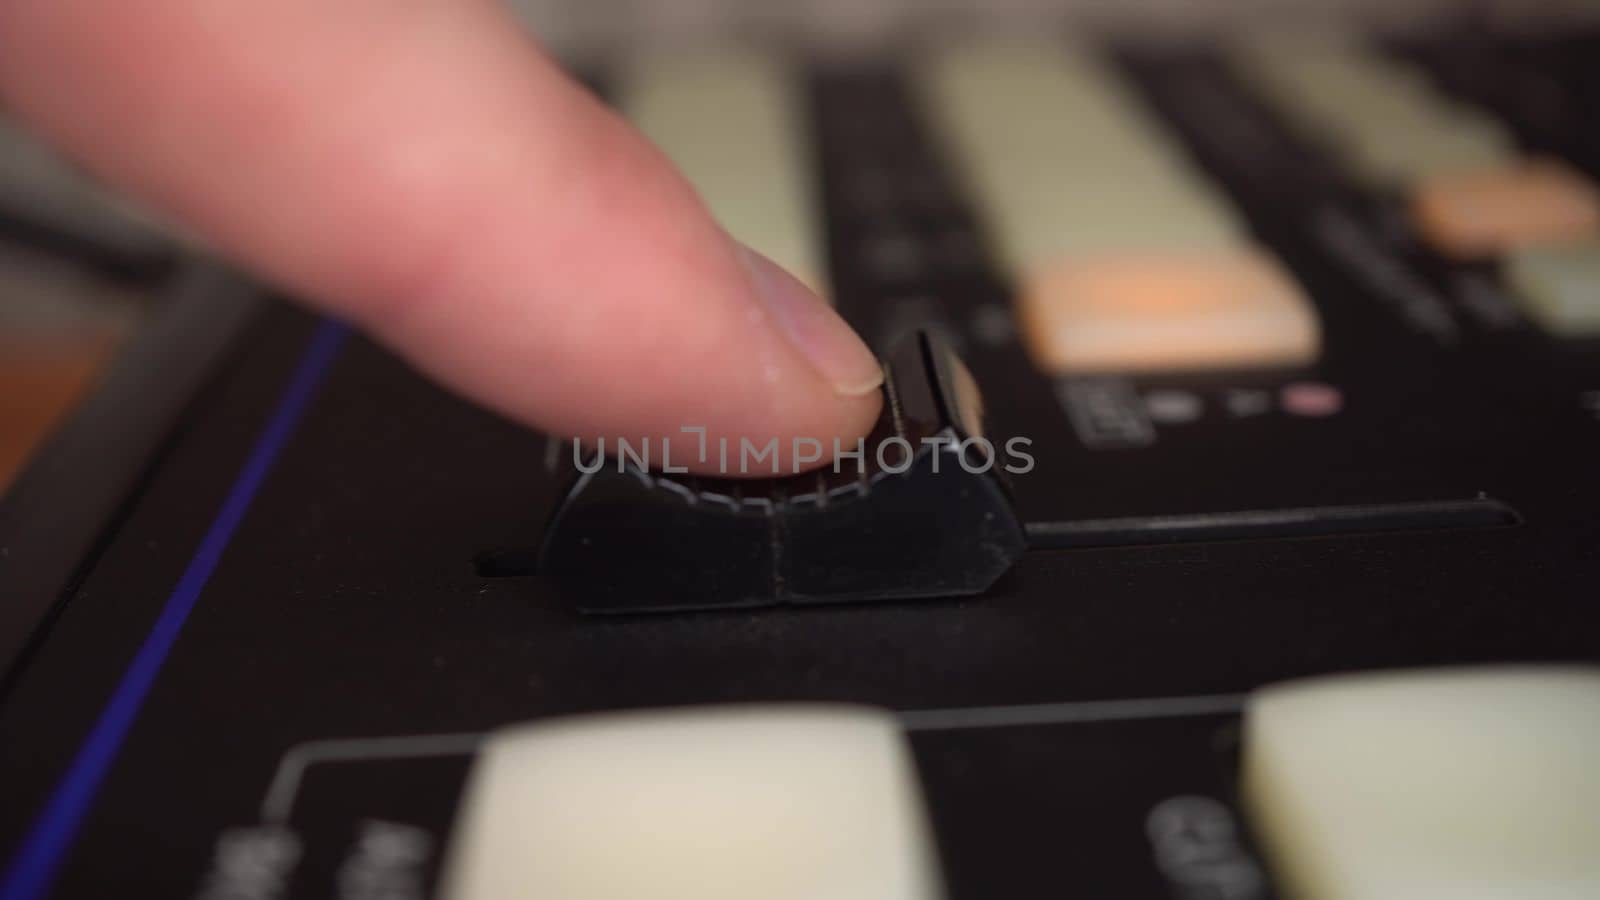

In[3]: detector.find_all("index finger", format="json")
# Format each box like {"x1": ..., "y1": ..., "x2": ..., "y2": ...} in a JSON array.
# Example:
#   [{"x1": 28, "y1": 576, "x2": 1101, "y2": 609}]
[{"x1": 0, "y1": 0, "x2": 884, "y2": 473}]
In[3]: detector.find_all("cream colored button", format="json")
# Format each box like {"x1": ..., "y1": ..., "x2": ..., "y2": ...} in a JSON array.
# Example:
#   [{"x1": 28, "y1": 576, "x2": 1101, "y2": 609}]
[
  {"x1": 1234, "y1": 39, "x2": 1513, "y2": 185},
  {"x1": 441, "y1": 706, "x2": 943, "y2": 900},
  {"x1": 1018, "y1": 247, "x2": 1319, "y2": 373},
  {"x1": 1507, "y1": 238, "x2": 1600, "y2": 336},
  {"x1": 1412, "y1": 159, "x2": 1600, "y2": 260},
  {"x1": 616, "y1": 49, "x2": 825, "y2": 292},
  {"x1": 917, "y1": 42, "x2": 1240, "y2": 272},
  {"x1": 1342, "y1": 114, "x2": 1511, "y2": 185},
  {"x1": 1236, "y1": 40, "x2": 1431, "y2": 140},
  {"x1": 1244, "y1": 666, "x2": 1600, "y2": 900}
]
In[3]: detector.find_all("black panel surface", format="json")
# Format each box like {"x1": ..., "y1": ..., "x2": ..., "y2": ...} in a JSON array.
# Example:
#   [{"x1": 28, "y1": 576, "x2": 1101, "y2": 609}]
[{"x1": 3, "y1": 33, "x2": 1599, "y2": 899}]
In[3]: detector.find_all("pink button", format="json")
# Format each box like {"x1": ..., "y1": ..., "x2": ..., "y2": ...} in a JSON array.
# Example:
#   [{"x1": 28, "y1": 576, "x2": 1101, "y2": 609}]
[{"x1": 1280, "y1": 382, "x2": 1343, "y2": 418}]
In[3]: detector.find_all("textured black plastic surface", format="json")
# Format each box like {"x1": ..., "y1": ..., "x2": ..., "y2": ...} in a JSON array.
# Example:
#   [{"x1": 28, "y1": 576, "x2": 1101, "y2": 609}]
[{"x1": 532, "y1": 331, "x2": 1025, "y2": 612}]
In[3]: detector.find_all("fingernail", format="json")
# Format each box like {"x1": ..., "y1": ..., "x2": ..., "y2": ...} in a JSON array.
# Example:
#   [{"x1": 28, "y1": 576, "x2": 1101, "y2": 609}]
[{"x1": 737, "y1": 244, "x2": 884, "y2": 396}]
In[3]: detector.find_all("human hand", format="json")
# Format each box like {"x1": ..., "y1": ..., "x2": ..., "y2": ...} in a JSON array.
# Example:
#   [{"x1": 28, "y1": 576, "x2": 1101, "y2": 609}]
[{"x1": 0, "y1": 0, "x2": 884, "y2": 474}]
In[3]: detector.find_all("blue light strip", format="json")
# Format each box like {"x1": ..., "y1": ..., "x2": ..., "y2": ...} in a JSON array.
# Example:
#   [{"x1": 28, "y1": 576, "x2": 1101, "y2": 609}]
[{"x1": 1, "y1": 320, "x2": 349, "y2": 900}]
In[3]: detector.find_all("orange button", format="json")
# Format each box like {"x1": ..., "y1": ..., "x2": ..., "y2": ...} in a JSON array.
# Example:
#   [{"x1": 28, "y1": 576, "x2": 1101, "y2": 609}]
[
  {"x1": 1018, "y1": 248, "x2": 1320, "y2": 374},
  {"x1": 1410, "y1": 158, "x2": 1600, "y2": 260}
]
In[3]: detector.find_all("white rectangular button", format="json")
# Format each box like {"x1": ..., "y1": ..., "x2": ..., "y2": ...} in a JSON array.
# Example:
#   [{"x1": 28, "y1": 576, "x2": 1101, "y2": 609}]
[
  {"x1": 1244, "y1": 666, "x2": 1600, "y2": 900},
  {"x1": 441, "y1": 705, "x2": 944, "y2": 900},
  {"x1": 1233, "y1": 38, "x2": 1513, "y2": 184},
  {"x1": 1507, "y1": 238, "x2": 1600, "y2": 336},
  {"x1": 916, "y1": 42, "x2": 1241, "y2": 272}
]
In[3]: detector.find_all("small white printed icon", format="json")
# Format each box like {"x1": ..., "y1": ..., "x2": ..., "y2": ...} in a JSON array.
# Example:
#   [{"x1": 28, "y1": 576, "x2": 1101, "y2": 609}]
[{"x1": 1144, "y1": 390, "x2": 1204, "y2": 424}]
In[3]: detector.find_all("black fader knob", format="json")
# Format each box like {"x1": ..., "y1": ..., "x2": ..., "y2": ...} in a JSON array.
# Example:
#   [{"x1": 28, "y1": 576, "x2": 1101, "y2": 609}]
[{"x1": 536, "y1": 330, "x2": 1025, "y2": 614}]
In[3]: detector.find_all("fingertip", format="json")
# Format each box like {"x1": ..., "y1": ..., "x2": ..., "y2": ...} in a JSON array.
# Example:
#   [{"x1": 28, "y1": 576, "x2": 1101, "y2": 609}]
[
  {"x1": 825, "y1": 387, "x2": 887, "y2": 460},
  {"x1": 736, "y1": 244, "x2": 884, "y2": 400}
]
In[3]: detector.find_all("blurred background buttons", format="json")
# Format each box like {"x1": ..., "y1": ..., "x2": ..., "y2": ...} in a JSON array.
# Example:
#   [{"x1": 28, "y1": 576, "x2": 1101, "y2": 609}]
[
  {"x1": 1018, "y1": 248, "x2": 1320, "y2": 374},
  {"x1": 1506, "y1": 238, "x2": 1600, "y2": 336},
  {"x1": 1411, "y1": 159, "x2": 1600, "y2": 260}
]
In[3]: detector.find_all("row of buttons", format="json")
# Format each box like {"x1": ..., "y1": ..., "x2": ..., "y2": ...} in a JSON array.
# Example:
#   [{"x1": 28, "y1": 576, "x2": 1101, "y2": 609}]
[
  {"x1": 610, "y1": 44, "x2": 1328, "y2": 377},
  {"x1": 609, "y1": 40, "x2": 1596, "y2": 380},
  {"x1": 441, "y1": 666, "x2": 1600, "y2": 899},
  {"x1": 1235, "y1": 36, "x2": 1600, "y2": 337}
]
